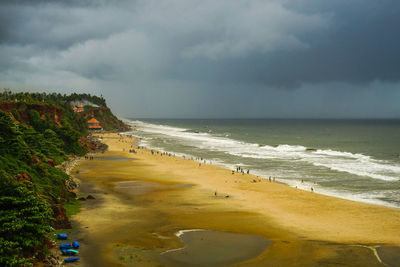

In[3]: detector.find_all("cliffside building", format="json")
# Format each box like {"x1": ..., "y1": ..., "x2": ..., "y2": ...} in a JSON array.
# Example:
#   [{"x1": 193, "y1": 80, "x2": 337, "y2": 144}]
[
  {"x1": 88, "y1": 118, "x2": 103, "y2": 131},
  {"x1": 73, "y1": 106, "x2": 84, "y2": 112}
]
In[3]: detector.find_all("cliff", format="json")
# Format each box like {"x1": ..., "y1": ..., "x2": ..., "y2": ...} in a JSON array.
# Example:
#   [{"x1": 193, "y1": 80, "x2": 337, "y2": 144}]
[
  {"x1": 0, "y1": 93, "x2": 129, "y2": 133},
  {"x1": 0, "y1": 91, "x2": 129, "y2": 266},
  {"x1": 0, "y1": 102, "x2": 63, "y2": 126}
]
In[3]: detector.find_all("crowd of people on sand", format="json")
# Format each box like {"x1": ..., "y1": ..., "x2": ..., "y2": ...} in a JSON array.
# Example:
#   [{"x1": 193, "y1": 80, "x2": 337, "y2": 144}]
[
  {"x1": 115, "y1": 133, "x2": 316, "y2": 193},
  {"x1": 232, "y1": 166, "x2": 251, "y2": 176},
  {"x1": 128, "y1": 144, "x2": 136, "y2": 153}
]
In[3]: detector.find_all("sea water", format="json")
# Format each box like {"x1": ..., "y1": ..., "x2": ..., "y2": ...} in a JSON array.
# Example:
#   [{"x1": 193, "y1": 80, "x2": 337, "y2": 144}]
[{"x1": 124, "y1": 119, "x2": 400, "y2": 208}]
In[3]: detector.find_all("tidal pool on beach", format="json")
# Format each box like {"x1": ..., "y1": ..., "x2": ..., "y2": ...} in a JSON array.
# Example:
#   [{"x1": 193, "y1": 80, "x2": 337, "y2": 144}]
[
  {"x1": 160, "y1": 229, "x2": 271, "y2": 267},
  {"x1": 114, "y1": 180, "x2": 194, "y2": 195}
]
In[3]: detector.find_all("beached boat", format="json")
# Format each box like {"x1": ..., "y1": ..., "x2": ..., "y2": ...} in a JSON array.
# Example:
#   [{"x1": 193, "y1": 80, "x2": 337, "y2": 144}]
[
  {"x1": 64, "y1": 257, "x2": 80, "y2": 263},
  {"x1": 59, "y1": 243, "x2": 71, "y2": 249},
  {"x1": 61, "y1": 249, "x2": 79, "y2": 256},
  {"x1": 57, "y1": 233, "x2": 68, "y2": 240}
]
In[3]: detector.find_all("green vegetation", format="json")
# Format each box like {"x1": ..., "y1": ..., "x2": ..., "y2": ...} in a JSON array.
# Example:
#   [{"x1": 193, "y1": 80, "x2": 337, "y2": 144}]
[
  {"x1": 0, "y1": 171, "x2": 52, "y2": 267},
  {"x1": 63, "y1": 198, "x2": 81, "y2": 218},
  {"x1": 0, "y1": 91, "x2": 128, "y2": 265},
  {"x1": 1, "y1": 89, "x2": 128, "y2": 132},
  {"x1": 0, "y1": 109, "x2": 80, "y2": 265},
  {"x1": 0, "y1": 90, "x2": 106, "y2": 108}
]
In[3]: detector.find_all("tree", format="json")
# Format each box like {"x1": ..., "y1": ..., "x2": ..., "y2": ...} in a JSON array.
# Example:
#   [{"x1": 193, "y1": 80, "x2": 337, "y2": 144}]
[
  {"x1": 0, "y1": 111, "x2": 31, "y2": 162},
  {"x1": 0, "y1": 171, "x2": 52, "y2": 266}
]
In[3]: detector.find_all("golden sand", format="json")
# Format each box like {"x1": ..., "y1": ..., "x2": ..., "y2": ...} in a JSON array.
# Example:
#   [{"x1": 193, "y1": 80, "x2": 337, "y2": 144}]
[{"x1": 71, "y1": 132, "x2": 400, "y2": 266}]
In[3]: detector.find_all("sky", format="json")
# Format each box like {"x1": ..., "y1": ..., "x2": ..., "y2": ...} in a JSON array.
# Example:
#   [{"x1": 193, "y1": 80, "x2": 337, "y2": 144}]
[{"x1": 1, "y1": 0, "x2": 400, "y2": 118}]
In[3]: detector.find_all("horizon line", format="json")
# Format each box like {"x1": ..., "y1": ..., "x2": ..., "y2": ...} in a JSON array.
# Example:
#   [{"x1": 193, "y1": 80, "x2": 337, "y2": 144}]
[{"x1": 125, "y1": 117, "x2": 400, "y2": 120}]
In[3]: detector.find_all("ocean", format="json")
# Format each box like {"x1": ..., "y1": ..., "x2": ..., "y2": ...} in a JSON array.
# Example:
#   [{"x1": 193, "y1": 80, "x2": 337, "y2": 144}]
[{"x1": 124, "y1": 119, "x2": 400, "y2": 208}]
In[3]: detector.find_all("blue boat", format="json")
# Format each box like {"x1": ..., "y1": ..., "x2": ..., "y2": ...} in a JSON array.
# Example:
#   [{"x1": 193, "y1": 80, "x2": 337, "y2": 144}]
[
  {"x1": 72, "y1": 241, "x2": 80, "y2": 248},
  {"x1": 57, "y1": 233, "x2": 68, "y2": 240},
  {"x1": 64, "y1": 257, "x2": 79, "y2": 263},
  {"x1": 61, "y1": 249, "x2": 79, "y2": 256},
  {"x1": 59, "y1": 243, "x2": 71, "y2": 249}
]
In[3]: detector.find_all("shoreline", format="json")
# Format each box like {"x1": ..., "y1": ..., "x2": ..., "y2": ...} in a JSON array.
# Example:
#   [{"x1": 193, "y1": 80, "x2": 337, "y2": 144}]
[
  {"x1": 125, "y1": 119, "x2": 400, "y2": 210},
  {"x1": 70, "y1": 132, "x2": 400, "y2": 266},
  {"x1": 127, "y1": 133, "x2": 399, "y2": 210},
  {"x1": 129, "y1": 138, "x2": 400, "y2": 210},
  {"x1": 132, "y1": 139, "x2": 400, "y2": 210}
]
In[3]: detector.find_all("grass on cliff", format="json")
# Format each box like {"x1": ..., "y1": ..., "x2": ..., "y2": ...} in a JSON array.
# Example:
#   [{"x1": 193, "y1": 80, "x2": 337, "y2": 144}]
[{"x1": 63, "y1": 198, "x2": 81, "y2": 218}]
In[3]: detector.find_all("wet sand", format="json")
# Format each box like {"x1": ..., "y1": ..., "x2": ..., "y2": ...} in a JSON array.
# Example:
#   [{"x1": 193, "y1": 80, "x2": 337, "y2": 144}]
[
  {"x1": 376, "y1": 247, "x2": 400, "y2": 267},
  {"x1": 160, "y1": 230, "x2": 270, "y2": 266},
  {"x1": 69, "y1": 133, "x2": 400, "y2": 266},
  {"x1": 115, "y1": 181, "x2": 194, "y2": 196}
]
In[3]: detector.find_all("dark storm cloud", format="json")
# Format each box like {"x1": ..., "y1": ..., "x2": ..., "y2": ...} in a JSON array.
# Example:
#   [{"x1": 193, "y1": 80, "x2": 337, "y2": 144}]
[
  {"x1": 1, "y1": 0, "x2": 400, "y2": 118},
  {"x1": 0, "y1": 2, "x2": 132, "y2": 49},
  {"x1": 165, "y1": 0, "x2": 400, "y2": 87},
  {"x1": 0, "y1": 0, "x2": 117, "y2": 6}
]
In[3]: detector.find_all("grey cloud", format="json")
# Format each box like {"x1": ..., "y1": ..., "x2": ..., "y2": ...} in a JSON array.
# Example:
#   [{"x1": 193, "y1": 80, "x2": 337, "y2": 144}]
[
  {"x1": 0, "y1": 0, "x2": 123, "y2": 6},
  {"x1": 176, "y1": 1, "x2": 329, "y2": 59},
  {"x1": 0, "y1": 4, "x2": 132, "y2": 49}
]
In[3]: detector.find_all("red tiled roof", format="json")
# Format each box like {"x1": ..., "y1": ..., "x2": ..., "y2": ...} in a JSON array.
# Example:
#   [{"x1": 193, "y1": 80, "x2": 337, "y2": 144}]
[{"x1": 87, "y1": 118, "x2": 100, "y2": 123}]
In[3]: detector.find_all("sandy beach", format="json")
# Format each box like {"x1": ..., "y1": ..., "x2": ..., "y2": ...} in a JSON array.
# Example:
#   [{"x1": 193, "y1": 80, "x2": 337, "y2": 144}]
[{"x1": 70, "y1": 132, "x2": 400, "y2": 266}]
